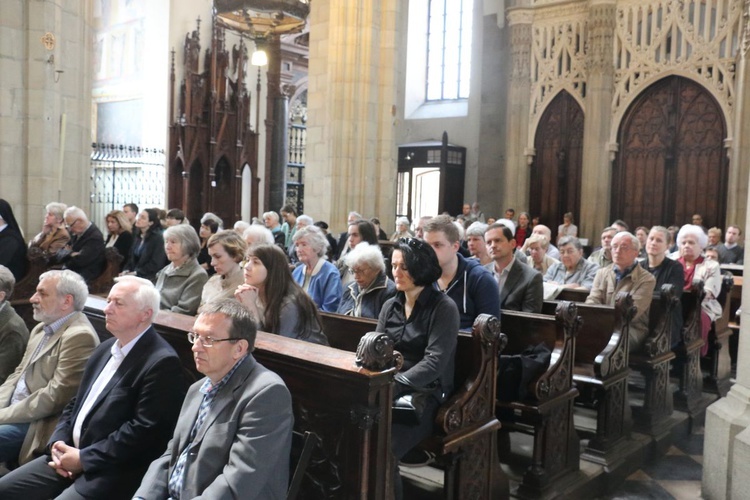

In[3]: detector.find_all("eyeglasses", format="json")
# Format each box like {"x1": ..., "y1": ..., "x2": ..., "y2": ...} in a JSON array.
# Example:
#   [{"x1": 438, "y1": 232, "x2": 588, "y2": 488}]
[
  {"x1": 65, "y1": 218, "x2": 80, "y2": 229},
  {"x1": 350, "y1": 266, "x2": 371, "y2": 276},
  {"x1": 187, "y1": 332, "x2": 242, "y2": 347}
]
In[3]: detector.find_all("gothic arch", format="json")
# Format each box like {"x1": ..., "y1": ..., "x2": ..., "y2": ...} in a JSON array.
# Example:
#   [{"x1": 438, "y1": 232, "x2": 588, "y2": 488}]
[
  {"x1": 529, "y1": 90, "x2": 584, "y2": 240},
  {"x1": 611, "y1": 75, "x2": 728, "y2": 229},
  {"x1": 212, "y1": 156, "x2": 236, "y2": 226},
  {"x1": 528, "y1": 86, "x2": 586, "y2": 149}
]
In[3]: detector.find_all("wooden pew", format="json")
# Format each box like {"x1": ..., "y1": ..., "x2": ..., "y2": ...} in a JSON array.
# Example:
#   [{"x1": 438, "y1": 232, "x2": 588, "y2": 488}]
[
  {"x1": 541, "y1": 294, "x2": 636, "y2": 467},
  {"x1": 13, "y1": 246, "x2": 50, "y2": 300},
  {"x1": 701, "y1": 273, "x2": 735, "y2": 396},
  {"x1": 320, "y1": 311, "x2": 509, "y2": 500},
  {"x1": 673, "y1": 281, "x2": 714, "y2": 424},
  {"x1": 496, "y1": 302, "x2": 581, "y2": 497},
  {"x1": 629, "y1": 284, "x2": 678, "y2": 440},
  {"x1": 84, "y1": 297, "x2": 398, "y2": 500},
  {"x1": 554, "y1": 286, "x2": 679, "y2": 440},
  {"x1": 88, "y1": 247, "x2": 125, "y2": 295}
]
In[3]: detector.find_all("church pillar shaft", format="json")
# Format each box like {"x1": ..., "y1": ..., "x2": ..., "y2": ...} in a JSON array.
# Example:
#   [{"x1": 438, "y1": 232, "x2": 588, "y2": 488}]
[{"x1": 579, "y1": 1, "x2": 616, "y2": 241}]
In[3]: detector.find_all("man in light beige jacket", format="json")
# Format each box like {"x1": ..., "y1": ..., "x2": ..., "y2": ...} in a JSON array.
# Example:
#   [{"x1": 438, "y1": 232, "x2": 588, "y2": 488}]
[{"x1": 0, "y1": 269, "x2": 98, "y2": 465}]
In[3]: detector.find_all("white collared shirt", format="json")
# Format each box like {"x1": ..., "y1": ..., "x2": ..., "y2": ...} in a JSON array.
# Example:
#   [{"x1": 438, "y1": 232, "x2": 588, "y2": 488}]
[
  {"x1": 72, "y1": 328, "x2": 148, "y2": 447},
  {"x1": 493, "y1": 256, "x2": 516, "y2": 292}
]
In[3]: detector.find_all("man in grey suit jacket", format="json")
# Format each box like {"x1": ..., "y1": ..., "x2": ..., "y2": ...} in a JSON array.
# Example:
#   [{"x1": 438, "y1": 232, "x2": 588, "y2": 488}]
[
  {"x1": 485, "y1": 224, "x2": 543, "y2": 313},
  {"x1": 134, "y1": 299, "x2": 293, "y2": 500}
]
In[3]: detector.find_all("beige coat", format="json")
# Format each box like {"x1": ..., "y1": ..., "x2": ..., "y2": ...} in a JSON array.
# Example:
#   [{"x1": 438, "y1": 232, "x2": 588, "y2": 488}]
[
  {"x1": 586, "y1": 263, "x2": 656, "y2": 352},
  {"x1": 0, "y1": 312, "x2": 99, "y2": 463}
]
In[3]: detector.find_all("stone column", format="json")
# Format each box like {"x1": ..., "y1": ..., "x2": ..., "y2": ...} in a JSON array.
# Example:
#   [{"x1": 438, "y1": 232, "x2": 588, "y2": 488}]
[
  {"x1": 502, "y1": 8, "x2": 533, "y2": 213},
  {"x1": 305, "y1": 0, "x2": 400, "y2": 232},
  {"x1": 0, "y1": 0, "x2": 93, "y2": 235},
  {"x1": 578, "y1": 0, "x2": 616, "y2": 241},
  {"x1": 703, "y1": 4, "x2": 750, "y2": 497}
]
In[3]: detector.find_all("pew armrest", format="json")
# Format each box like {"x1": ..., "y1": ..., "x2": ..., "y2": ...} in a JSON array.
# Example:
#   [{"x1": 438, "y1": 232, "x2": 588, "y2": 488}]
[
  {"x1": 594, "y1": 292, "x2": 635, "y2": 378},
  {"x1": 532, "y1": 301, "x2": 580, "y2": 400}
]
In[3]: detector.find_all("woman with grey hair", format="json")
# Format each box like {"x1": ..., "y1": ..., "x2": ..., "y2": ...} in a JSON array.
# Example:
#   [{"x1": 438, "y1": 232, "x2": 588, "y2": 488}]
[
  {"x1": 390, "y1": 216, "x2": 412, "y2": 242},
  {"x1": 465, "y1": 222, "x2": 491, "y2": 265},
  {"x1": 291, "y1": 225, "x2": 341, "y2": 312},
  {"x1": 28, "y1": 202, "x2": 70, "y2": 255},
  {"x1": 155, "y1": 224, "x2": 209, "y2": 315},
  {"x1": 676, "y1": 224, "x2": 722, "y2": 355},
  {"x1": 337, "y1": 243, "x2": 397, "y2": 318},
  {"x1": 243, "y1": 225, "x2": 275, "y2": 247}
]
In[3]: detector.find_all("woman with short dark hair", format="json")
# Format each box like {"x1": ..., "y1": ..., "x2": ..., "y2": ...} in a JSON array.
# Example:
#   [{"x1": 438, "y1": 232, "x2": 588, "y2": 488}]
[
  {"x1": 235, "y1": 244, "x2": 328, "y2": 345},
  {"x1": 376, "y1": 238, "x2": 459, "y2": 500},
  {"x1": 123, "y1": 208, "x2": 167, "y2": 282}
]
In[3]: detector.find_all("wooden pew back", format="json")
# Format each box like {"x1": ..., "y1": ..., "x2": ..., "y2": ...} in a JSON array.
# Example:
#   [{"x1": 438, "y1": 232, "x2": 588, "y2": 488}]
[{"x1": 84, "y1": 297, "x2": 397, "y2": 500}]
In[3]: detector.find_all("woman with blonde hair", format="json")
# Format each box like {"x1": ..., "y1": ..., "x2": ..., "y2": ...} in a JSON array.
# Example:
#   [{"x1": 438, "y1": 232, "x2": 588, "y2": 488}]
[
  {"x1": 104, "y1": 210, "x2": 134, "y2": 271},
  {"x1": 199, "y1": 230, "x2": 247, "y2": 312}
]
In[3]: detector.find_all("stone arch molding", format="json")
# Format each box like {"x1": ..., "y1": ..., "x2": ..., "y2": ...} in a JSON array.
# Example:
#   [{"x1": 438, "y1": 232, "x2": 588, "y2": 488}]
[
  {"x1": 529, "y1": 86, "x2": 586, "y2": 148},
  {"x1": 608, "y1": 0, "x2": 742, "y2": 145}
]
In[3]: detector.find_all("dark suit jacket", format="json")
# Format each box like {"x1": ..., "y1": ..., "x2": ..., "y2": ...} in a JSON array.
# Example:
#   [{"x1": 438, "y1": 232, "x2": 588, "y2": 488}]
[
  {"x1": 105, "y1": 231, "x2": 134, "y2": 271},
  {"x1": 486, "y1": 261, "x2": 544, "y2": 313},
  {"x1": 135, "y1": 355, "x2": 293, "y2": 500},
  {"x1": 59, "y1": 223, "x2": 106, "y2": 282},
  {"x1": 125, "y1": 230, "x2": 167, "y2": 282},
  {"x1": 48, "y1": 326, "x2": 186, "y2": 500}
]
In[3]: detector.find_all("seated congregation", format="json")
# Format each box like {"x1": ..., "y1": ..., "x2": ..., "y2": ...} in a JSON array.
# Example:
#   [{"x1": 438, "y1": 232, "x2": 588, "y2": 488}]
[{"x1": 0, "y1": 197, "x2": 743, "y2": 498}]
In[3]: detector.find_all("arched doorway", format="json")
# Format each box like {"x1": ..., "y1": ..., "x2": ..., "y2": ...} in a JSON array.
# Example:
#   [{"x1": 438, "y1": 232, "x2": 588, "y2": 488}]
[
  {"x1": 612, "y1": 76, "x2": 728, "y2": 229},
  {"x1": 168, "y1": 158, "x2": 185, "y2": 210},
  {"x1": 529, "y1": 90, "x2": 584, "y2": 242}
]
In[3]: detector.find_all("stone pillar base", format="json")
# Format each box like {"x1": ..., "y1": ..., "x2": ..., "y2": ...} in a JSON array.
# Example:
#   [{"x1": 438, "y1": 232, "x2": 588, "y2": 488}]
[{"x1": 703, "y1": 384, "x2": 750, "y2": 499}]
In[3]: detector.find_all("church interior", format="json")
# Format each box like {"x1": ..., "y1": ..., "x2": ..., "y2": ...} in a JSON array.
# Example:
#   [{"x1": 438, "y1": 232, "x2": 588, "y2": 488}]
[{"x1": 3, "y1": 0, "x2": 750, "y2": 498}]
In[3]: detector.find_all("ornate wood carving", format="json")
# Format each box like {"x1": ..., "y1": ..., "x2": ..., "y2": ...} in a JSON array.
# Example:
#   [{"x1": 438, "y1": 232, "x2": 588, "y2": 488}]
[
  {"x1": 168, "y1": 18, "x2": 259, "y2": 226},
  {"x1": 530, "y1": 90, "x2": 584, "y2": 241},
  {"x1": 355, "y1": 331, "x2": 403, "y2": 372},
  {"x1": 613, "y1": 76, "x2": 728, "y2": 229}
]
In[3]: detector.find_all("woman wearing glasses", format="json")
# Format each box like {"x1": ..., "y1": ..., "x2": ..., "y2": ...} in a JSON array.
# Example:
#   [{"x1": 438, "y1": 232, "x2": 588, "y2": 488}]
[
  {"x1": 337, "y1": 242, "x2": 396, "y2": 319},
  {"x1": 235, "y1": 244, "x2": 328, "y2": 345},
  {"x1": 376, "y1": 238, "x2": 459, "y2": 500}
]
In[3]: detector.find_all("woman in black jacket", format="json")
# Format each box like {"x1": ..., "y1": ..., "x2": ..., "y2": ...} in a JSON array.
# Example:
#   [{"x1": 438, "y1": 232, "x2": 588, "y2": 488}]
[{"x1": 123, "y1": 208, "x2": 167, "y2": 282}]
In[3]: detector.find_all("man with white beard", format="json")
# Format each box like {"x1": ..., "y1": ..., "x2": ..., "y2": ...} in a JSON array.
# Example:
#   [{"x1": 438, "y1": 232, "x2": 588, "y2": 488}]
[{"x1": 0, "y1": 270, "x2": 98, "y2": 465}]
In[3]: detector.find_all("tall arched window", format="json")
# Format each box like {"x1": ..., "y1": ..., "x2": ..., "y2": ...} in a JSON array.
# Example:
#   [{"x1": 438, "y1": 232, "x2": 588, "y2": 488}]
[{"x1": 426, "y1": 0, "x2": 472, "y2": 101}]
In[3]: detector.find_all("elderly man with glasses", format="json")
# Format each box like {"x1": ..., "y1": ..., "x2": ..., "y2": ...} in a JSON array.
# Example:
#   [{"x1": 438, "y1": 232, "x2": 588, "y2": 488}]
[
  {"x1": 134, "y1": 299, "x2": 293, "y2": 500},
  {"x1": 586, "y1": 232, "x2": 656, "y2": 352},
  {"x1": 54, "y1": 206, "x2": 106, "y2": 283},
  {"x1": 0, "y1": 276, "x2": 186, "y2": 500}
]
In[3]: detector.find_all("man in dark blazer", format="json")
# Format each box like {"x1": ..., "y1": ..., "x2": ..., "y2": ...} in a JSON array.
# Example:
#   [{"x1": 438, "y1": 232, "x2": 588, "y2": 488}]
[
  {"x1": 134, "y1": 299, "x2": 293, "y2": 500},
  {"x1": 484, "y1": 223, "x2": 543, "y2": 313},
  {"x1": 55, "y1": 206, "x2": 106, "y2": 283},
  {"x1": 0, "y1": 276, "x2": 186, "y2": 500}
]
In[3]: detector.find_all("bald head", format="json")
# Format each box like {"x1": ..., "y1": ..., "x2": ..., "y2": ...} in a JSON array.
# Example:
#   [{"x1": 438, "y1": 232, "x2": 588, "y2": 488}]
[{"x1": 532, "y1": 224, "x2": 552, "y2": 240}]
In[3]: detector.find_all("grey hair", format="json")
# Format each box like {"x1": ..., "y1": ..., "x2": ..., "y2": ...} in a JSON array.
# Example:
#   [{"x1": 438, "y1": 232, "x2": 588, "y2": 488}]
[
  {"x1": 522, "y1": 234, "x2": 549, "y2": 251},
  {"x1": 453, "y1": 221, "x2": 465, "y2": 240},
  {"x1": 293, "y1": 225, "x2": 330, "y2": 257},
  {"x1": 676, "y1": 224, "x2": 709, "y2": 250},
  {"x1": 297, "y1": 215, "x2": 314, "y2": 228},
  {"x1": 45, "y1": 202, "x2": 68, "y2": 221},
  {"x1": 63, "y1": 206, "x2": 88, "y2": 224},
  {"x1": 396, "y1": 216, "x2": 410, "y2": 227},
  {"x1": 343, "y1": 242, "x2": 386, "y2": 274},
  {"x1": 262, "y1": 211, "x2": 280, "y2": 224},
  {"x1": 348, "y1": 211, "x2": 363, "y2": 220},
  {"x1": 0, "y1": 265, "x2": 15, "y2": 300},
  {"x1": 243, "y1": 225, "x2": 275, "y2": 246},
  {"x1": 558, "y1": 236, "x2": 583, "y2": 251},
  {"x1": 39, "y1": 269, "x2": 89, "y2": 311},
  {"x1": 465, "y1": 222, "x2": 488, "y2": 239},
  {"x1": 164, "y1": 224, "x2": 201, "y2": 259},
  {"x1": 613, "y1": 231, "x2": 641, "y2": 252},
  {"x1": 199, "y1": 298, "x2": 257, "y2": 350},
  {"x1": 114, "y1": 275, "x2": 161, "y2": 322},
  {"x1": 233, "y1": 221, "x2": 250, "y2": 233},
  {"x1": 497, "y1": 218, "x2": 516, "y2": 236}
]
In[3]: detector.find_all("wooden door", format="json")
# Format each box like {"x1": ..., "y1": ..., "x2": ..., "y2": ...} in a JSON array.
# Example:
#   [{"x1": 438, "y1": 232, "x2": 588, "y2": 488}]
[
  {"x1": 613, "y1": 76, "x2": 727, "y2": 229},
  {"x1": 530, "y1": 91, "x2": 584, "y2": 242}
]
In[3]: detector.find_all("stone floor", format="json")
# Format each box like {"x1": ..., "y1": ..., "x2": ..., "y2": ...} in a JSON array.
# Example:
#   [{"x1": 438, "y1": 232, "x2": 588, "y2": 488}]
[{"x1": 401, "y1": 424, "x2": 705, "y2": 499}]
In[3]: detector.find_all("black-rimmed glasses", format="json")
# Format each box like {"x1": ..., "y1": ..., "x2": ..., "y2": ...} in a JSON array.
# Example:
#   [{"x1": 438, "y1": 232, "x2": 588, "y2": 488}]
[{"x1": 187, "y1": 332, "x2": 242, "y2": 347}]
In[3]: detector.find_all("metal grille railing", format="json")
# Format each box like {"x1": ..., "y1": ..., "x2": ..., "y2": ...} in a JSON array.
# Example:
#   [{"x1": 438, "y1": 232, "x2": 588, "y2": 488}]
[
  {"x1": 287, "y1": 124, "x2": 306, "y2": 215},
  {"x1": 89, "y1": 143, "x2": 166, "y2": 229}
]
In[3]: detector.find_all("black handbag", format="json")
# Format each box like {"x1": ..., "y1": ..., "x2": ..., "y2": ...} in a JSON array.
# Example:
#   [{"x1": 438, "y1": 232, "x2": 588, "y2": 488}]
[{"x1": 392, "y1": 392, "x2": 429, "y2": 425}]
